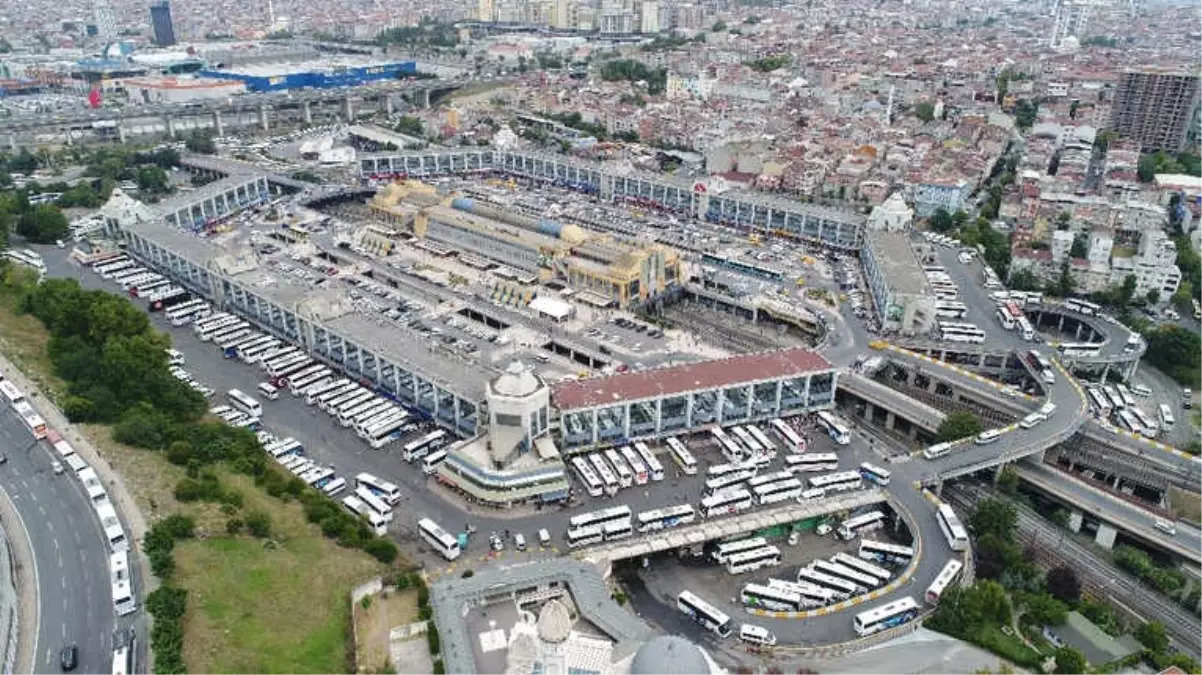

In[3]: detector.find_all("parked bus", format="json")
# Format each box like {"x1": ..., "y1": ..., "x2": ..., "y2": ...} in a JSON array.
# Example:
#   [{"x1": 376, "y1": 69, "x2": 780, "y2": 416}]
[
  {"x1": 363, "y1": 415, "x2": 410, "y2": 449},
  {"x1": 811, "y1": 559, "x2": 876, "y2": 592},
  {"x1": 418, "y1": 517, "x2": 461, "y2": 561},
  {"x1": 321, "y1": 386, "x2": 367, "y2": 414},
  {"x1": 354, "y1": 486, "x2": 394, "y2": 520},
  {"x1": 604, "y1": 447, "x2": 634, "y2": 488},
  {"x1": 712, "y1": 537, "x2": 769, "y2": 564},
  {"x1": 240, "y1": 338, "x2": 283, "y2": 364},
  {"x1": 571, "y1": 456, "x2": 604, "y2": 498},
  {"x1": 859, "y1": 462, "x2": 891, "y2": 486},
  {"x1": 815, "y1": 411, "x2": 851, "y2": 445},
  {"x1": 807, "y1": 470, "x2": 863, "y2": 493},
  {"x1": 748, "y1": 425, "x2": 777, "y2": 454},
  {"x1": 95, "y1": 500, "x2": 128, "y2": 552},
  {"x1": 1158, "y1": 404, "x2": 1175, "y2": 429},
  {"x1": 227, "y1": 389, "x2": 262, "y2": 418},
  {"x1": 853, "y1": 597, "x2": 919, "y2": 636},
  {"x1": 301, "y1": 378, "x2": 343, "y2": 404},
  {"x1": 1129, "y1": 407, "x2": 1159, "y2": 438},
  {"x1": 741, "y1": 582, "x2": 801, "y2": 612},
  {"x1": 770, "y1": 418, "x2": 804, "y2": 450},
  {"x1": 355, "y1": 472, "x2": 402, "y2": 505},
  {"x1": 837, "y1": 511, "x2": 886, "y2": 540},
  {"x1": 924, "y1": 559, "x2": 964, "y2": 605},
  {"x1": 752, "y1": 477, "x2": 804, "y2": 505},
  {"x1": 795, "y1": 567, "x2": 857, "y2": 599},
  {"x1": 677, "y1": 590, "x2": 732, "y2": 638},
  {"x1": 620, "y1": 446, "x2": 649, "y2": 485},
  {"x1": 342, "y1": 399, "x2": 393, "y2": 428},
  {"x1": 936, "y1": 504, "x2": 969, "y2": 551},
  {"x1": 602, "y1": 518, "x2": 633, "y2": 541},
  {"x1": 566, "y1": 525, "x2": 605, "y2": 548},
  {"x1": 0, "y1": 380, "x2": 25, "y2": 407},
  {"x1": 195, "y1": 316, "x2": 241, "y2": 340},
  {"x1": 342, "y1": 496, "x2": 388, "y2": 536},
  {"x1": 588, "y1": 453, "x2": 620, "y2": 495},
  {"x1": 704, "y1": 470, "x2": 756, "y2": 497},
  {"x1": 289, "y1": 367, "x2": 332, "y2": 396},
  {"x1": 312, "y1": 381, "x2": 357, "y2": 407},
  {"x1": 633, "y1": 441, "x2": 664, "y2": 481},
  {"x1": 1087, "y1": 387, "x2": 1112, "y2": 417},
  {"x1": 109, "y1": 550, "x2": 137, "y2": 616},
  {"x1": 859, "y1": 540, "x2": 914, "y2": 566},
  {"x1": 766, "y1": 578, "x2": 836, "y2": 609},
  {"x1": 780, "y1": 453, "x2": 839, "y2": 474},
  {"x1": 111, "y1": 635, "x2": 135, "y2": 675},
  {"x1": 699, "y1": 488, "x2": 754, "y2": 518},
  {"x1": 568, "y1": 506, "x2": 632, "y2": 532},
  {"x1": 831, "y1": 552, "x2": 892, "y2": 583},
  {"x1": 421, "y1": 450, "x2": 448, "y2": 475},
  {"x1": 708, "y1": 461, "x2": 757, "y2": 478},
  {"x1": 404, "y1": 430, "x2": 448, "y2": 461},
  {"x1": 13, "y1": 401, "x2": 47, "y2": 439},
  {"x1": 731, "y1": 426, "x2": 763, "y2": 455},
  {"x1": 666, "y1": 436, "x2": 698, "y2": 474},
  {"x1": 1059, "y1": 342, "x2": 1102, "y2": 358},
  {"x1": 636, "y1": 504, "x2": 696, "y2": 533},
  {"x1": 166, "y1": 300, "x2": 210, "y2": 326},
  {"x1": 1064, "y1": 298, "x2": 1101, "y2": 315},
  {"x1": 935, "y1": 300, "x2": 969, "y2": 319},
  {"x1": 726, "y1": 546, "x2": 782, "y2": 575}
]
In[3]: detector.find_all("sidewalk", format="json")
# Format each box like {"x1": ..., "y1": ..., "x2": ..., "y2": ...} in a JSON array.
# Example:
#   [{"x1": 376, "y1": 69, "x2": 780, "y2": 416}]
[
  {"x1": 0, "y1": 354, "x2": 157, "y2": 660},
  {"x1": 0, "y1": 486, "x2": 38, "y2": 675}
]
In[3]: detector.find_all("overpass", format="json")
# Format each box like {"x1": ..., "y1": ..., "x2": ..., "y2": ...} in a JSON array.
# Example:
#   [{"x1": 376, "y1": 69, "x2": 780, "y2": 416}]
[
  {"x1": 577, "y1": 489, "x2": 888, "y2": 563},
  {"x1": 838, "y1": 371, "x2": 946, "y2": 433},
  {"x1": 1015, "y1": 463, "x2": 1201, "y2": 565},
  {"x1": 179, "y1": 154, "x2": 311, "y2": 192}
]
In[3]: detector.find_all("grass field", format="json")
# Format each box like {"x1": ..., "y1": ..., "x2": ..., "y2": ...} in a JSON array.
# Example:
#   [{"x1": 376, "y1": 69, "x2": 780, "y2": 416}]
[
  {"x1": 1168, "y1": 486, "x2": 1202, "y2": 525},
  {"x1": 0, "y1": 292, "x2": 390, "y2": 674}
]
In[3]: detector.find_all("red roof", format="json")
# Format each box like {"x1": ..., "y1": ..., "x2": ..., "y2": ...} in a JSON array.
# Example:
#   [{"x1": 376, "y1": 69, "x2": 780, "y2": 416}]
[{"x1": 552, "y1": 349, "x2": 832, "y2": 410}]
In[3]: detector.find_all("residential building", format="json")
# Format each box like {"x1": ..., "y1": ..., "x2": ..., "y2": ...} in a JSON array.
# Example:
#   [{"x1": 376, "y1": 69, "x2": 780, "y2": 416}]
[
  {"x1": 1109, "y1": 69, "x2": 1200, "y2": 152},
  {"x1": 1109, "y1": 229, "x2": 1182, "y2": 297}
]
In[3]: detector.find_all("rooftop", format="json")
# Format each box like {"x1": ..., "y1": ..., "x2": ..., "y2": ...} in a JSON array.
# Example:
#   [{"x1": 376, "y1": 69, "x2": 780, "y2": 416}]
[
  {"x1": 552, "y1": 348, "x2": 831, "y2": 410},
  {"x1": 865, "y1": 230, "x2": 933, "y2": 297}
]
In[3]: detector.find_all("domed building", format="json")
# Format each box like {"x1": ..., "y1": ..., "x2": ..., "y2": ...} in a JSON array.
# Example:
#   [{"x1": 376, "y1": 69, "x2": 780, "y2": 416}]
[{"x1": 628, "y1": 635, "x2": 721, "y2": 675}]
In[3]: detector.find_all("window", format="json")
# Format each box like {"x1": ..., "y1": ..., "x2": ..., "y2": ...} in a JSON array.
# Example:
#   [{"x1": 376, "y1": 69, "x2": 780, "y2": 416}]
[{"x1": 494, "y1": 412, "x2": 522, "y2": 427}]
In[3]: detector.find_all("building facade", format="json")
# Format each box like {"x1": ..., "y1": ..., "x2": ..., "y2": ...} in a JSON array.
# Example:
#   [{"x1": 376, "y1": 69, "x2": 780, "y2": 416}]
[
  {"x1": 860, "y1": 231, "x2": 935, "y2": 334},
  {"x1": 149, "y1": 0, "x2": 176, "y2": 46},
  {"x1": 1109, "y1": 69, "x2": 1200, "y2": 152}
]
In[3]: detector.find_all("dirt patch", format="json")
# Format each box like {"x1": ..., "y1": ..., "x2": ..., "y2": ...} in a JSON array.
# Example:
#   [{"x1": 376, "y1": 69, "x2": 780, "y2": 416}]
[
  {"x1": 1168, "y1": 485, "x2": 1201, "y2": 525},
  {"x1": 354, "y1": 588, "x2": 419, "y2": 674},
  {"x1": 0, "y1": 302, "x2": 65, "y2": 401}
]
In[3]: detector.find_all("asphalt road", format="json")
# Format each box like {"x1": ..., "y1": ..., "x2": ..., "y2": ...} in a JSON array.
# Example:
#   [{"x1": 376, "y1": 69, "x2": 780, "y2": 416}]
[{"x1": 0, "y1": 409, "x2": 117, "y2": 674}]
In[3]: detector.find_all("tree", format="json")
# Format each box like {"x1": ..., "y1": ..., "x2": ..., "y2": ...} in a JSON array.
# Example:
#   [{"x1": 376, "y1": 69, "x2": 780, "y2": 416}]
[
  {"x1": 1171, "y1": 281, "x2": 1194, "y2": 311},
  {"x1": 1054, "y1": 261, "x2": 1076, "y2": 297},
  {"x1": 1053, "y1": 646, "x2": 1087, "y2": 674},
  {"x1": 1145, "y1": 289, "x2": 1160, "y2": 305},
  {"x1": 1014, "y1": 99, "x2": 1038, "y2": 130},
  {"x1": 1069, "y1": 233, "x2": 1088, "y2": 259},
  {"x1": 16, "y1": 205, "x2": 69, "y2": 243},
  {"x1": 1134, "y1": 620, "x2": 1169, "y2": 654},
  {"x1": 1118, "y1": 274, "x2": 1137, "y2": 308},
  {"x1": 971, "y1": 498, "x2": 1017, "y2": 540},
  {"x1": 1025, "y1": 593, "x2": 1068, "y2": 627},
  {"x1": 952, "y1": 209, "x2": 970, "y2": 228},
  {"x1": 997, "y1": 464, "x2": 1019, "y2": 495},
  {"x1": 184, "y1": 132, "x2": 216, "y2": 154},
  {"x1": 937, "y1": 411, "x2": 983, "y2": 442},
  {"x1": 395, "y1": 116, "x2": 425, "y2": 138},
  {"x1": 1009, "y1": 268, "x2": 1041, "y2": 292},
  {"x1": 1145, "y1": 325, "x2": 1201, "y2": 386},
  {"x1": 930, "y1": 207, "x2": 955, "y2": 233},
  {"x1": 1045, "y1": 566, "x2": 1081, "y2": 604},
  {"x1": 711, "y1": 20, "x2": 727, "y2": 31},
  {"x1": 915, "y1": 101, "x2": 936, "y2": 122}
]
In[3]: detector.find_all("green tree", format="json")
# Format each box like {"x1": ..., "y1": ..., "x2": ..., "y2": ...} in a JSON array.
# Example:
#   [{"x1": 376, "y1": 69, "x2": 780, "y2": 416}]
[
  {"x1": 1045, "y1": 566, "x2": 1081, "y2": 604},
  {"x1": 1118, "y1": 274, "x2": 1137, "y2": 308},
  {"x1": 1009, "y1": 268, "x2": 1041, "y2": 292},
  {"x1": 16, "y1": 204, "x2": 69, "y2": 243},
  {"x1": 1171, "y1": 281, "x2": 1195, "y2": 311},
  {"x1": 1014, "y1": 99, "x2": 1038, "y2": 130},
  {"x1": 395, "y1": 116, "x2": 425, "y2": 137},
  {"x1": 1145, "y1": 289, "x2": 1160, "y2": 305},
  {"x1": 930, "y1": 207, "x2": 955, "y2": 233},
  {"x1": 711, "y1": 20, "x2": 727, "y2": 31},
  {"x1": 1054, "y1": 261, "x2": 1076, "y2": 297},
  {"x1": 915, "y1": 101, "x2": 936, "y2": 122},
  {"x1": 1025, "y1": 593, "x2": 1068, "y2": 627},
  {"x1": 937, "y1": 410, "x2": 983, "y2": 442},
  {"x1": 952, "y1": 209, "x2": 970, "y2": 228},
  {"x1": 1069, "y1": 233, "x2": 1088, "y2": 259},
  {"x1": 184, "y1": 132, "x2": 216, "y2": 154},
  {"x1": 997, "y1": 464, "x2": 1019, "y2": 495},
  {"x1": 971, "y1": 498, "x2": 1017, "y2": 540},
  {"x1": 1144, "y1": 325, "x2": 1201, "y2": 386},
  {"x1": 1053, "y1": 646, "x2": 1087, "y2": 674},
  {"x1": 1134, "y1": 620, "x2": 1169, "y2": 654}
]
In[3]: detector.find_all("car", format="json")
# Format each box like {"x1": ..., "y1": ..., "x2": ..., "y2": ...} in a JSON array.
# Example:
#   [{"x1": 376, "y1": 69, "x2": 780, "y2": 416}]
[
  {"x1": 538, "y1": 528, "x2": 551, "y2": 546},
  {"x1": 489, "y1": 532, "x2": 503, "y2": 551},
  {"x1": 1183, "y1": 388, "x2": 1193, "y2": 409},
  {"x1": 815, "y1": 524, "x2": 833, "y2": 536},
  {"x1": 514, "y1": 533, "x2": 526, "y2": 551},
  {"x1": 60, "y1": 644, "x2": 77, "y2": 671},
  {"x1": 1154, "y1": 519, "x2": 1177, "y2": 536},
  {"x1": 51, "y1": 460, "x2": 63, "y2": 475}
]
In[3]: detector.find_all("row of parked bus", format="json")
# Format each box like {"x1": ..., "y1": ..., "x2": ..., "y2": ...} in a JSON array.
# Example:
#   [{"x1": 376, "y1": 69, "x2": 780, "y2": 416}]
[{"x1": 92, "y1": 255, "x2": 196, "y2": 312}]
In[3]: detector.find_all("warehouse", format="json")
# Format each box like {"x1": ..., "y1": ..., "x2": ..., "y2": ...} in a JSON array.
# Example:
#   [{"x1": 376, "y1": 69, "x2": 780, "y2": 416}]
[{"x1": 199, "y1": 58, "x2": 416, "y2": 92}]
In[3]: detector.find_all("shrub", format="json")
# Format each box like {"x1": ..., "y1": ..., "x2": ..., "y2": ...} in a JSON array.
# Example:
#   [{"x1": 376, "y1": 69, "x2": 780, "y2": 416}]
[
  {"x1": 225, "y1": 518, "x2": 243, "y2": 535},
  {"x1": 432, "y1": 658, "x2": 445, "y2": 675},
  {"x1": 418, "y1": 584, "x2": 430, "y2": 608},
  {"x1": 364, "y1": 538, "x2": 398, "y2": 564},
  {"x1": 461, "y1": 569, "x2": 474, "y2": 579},
  {"x1": 244, "y1": 510, "x2": 272, "y2": 538},
  {"x1": 418, "y1": 605, "x2": 432, "y2": 621},
  {"x1": 427, "y1": 625, "x2": 441, "y2": 655},
  {"x1": 160, "y1": 514, "x2": 196, "y2": 539}
]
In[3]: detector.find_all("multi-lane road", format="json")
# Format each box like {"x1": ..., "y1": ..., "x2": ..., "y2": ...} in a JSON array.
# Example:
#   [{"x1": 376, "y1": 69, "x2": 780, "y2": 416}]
[{"x1": 0, "y1": 408, "x2": 122, "y2": 673}]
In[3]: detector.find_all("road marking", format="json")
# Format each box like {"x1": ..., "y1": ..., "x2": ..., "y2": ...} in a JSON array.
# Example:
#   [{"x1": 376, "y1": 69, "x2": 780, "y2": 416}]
[
  {"x1": 56, "y1": 553, "x2": 62, "y2": 568},
  {"x1": 52, "y1": 538, "x2": 59, "y2": 551},
  {"x1": 37, "y1": 505, "x2": 45, "y2": 516},
  {"x1": 61, "y1": 624, "x2": 66, "y2": 639},
  {"x1": 45, "y1": 520, "x2": 53, "y2": 532}
]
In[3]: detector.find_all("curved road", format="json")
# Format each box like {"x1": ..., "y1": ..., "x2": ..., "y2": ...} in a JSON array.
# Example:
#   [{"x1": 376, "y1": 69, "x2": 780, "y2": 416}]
[{"x1": 0, "y1": 409, "x2": 116, "y2": 674}]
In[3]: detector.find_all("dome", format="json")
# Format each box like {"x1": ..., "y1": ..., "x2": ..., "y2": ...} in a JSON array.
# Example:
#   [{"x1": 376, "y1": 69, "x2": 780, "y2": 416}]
[
  {"x1": 558, "y1": 224, "x2": 588, "y2": 245},
  {"x1": 491, "y1": 361, "x2": 543, "y2": 398},
  {"x1": 630, "y1": 636, "x2": 711, "y2": 675},
  {"x1": 536, "y1": 599, "x2": 572, "y2": 644}
]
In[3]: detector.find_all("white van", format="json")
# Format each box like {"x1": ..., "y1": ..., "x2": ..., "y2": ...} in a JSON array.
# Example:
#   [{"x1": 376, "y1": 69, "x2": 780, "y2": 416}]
[
  {"x1": 739, "y1": 624, "x2": 777, "y2": 646},
  {"x1": 1019, "y1": 413, "x2": 1046, "y2": 429},
  {"x1": 257, "y1": 382, "x2": 280, "y2": 401},
  {"x1": 538, "y1": 528, "x2": 551, "y2": 546},
  {"x1": 1038, "y1": 402, "x2": 1056, "y2": 418},
  {"x1": 1131, "y1": 384, "x2": 1153, "y2": 398},
  {"x1": 165, "y1": 349, "x2": 185, "y2": 366},
  {"x1": 1154, "y1": 519, "x2": 1177, "y2": 536},
  {"x1": 975, "y1": 429, "x2": 1004, "y2": 445}
]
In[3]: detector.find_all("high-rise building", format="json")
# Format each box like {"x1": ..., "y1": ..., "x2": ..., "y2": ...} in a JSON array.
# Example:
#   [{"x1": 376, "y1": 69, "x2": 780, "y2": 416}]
[
  {"x1": 150, "y1": 0, "x2": 176, "y2": 46},
  {"x1": 1109, "y1": 68, "x2": 1200, "y2": 152},
  {"x1": 93, "y1": 0, "x2": 117, "y2": 41},
  {"x1": 477, "y1": 0, "x2": 495, "y2": 22},
  {"x1": 639, "y1": 0, "x2": 659, "y2": 32}
]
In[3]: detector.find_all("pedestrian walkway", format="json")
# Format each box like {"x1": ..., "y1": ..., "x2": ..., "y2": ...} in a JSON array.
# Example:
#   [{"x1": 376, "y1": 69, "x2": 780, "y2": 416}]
[{"x1": 0, "y1": 486, "x2": 37, "y2": 675}]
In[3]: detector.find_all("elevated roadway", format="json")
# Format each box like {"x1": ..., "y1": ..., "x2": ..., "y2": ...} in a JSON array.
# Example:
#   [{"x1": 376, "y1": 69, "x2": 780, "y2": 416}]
[
  {"x1": 1015, "y1": 463, "x2": 1201, "y2": 564},
  {"x1": 838, "y1": 372, "x2": 946, "y2": 432}
]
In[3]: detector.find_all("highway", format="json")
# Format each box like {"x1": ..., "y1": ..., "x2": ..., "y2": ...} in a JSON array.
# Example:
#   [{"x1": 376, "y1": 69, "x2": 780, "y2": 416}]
[
  {"x1": 0, "y1": 408, "x2": 118, "y2": 674},
  {"x1": 946, "y1": 481, "x2": 1200, "y2": 659}
]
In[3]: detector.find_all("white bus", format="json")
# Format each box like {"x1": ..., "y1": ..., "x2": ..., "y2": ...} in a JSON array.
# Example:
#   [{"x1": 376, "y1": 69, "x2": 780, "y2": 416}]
[
  {"x1": 588, "y1": 453, "x2": 620, "y2": 495},
  {"x1": 322, "y1": 477, "x2": 347, "y2": 497},
  {"x1": 215, "y1": 328, "x2": 255, "y2": 351},
  {"x1": 831, "y1": 552, "x2": 892, "y2": 583},
  {"x1": 355, "y1": 472, "x2": 402, "y2": 505},
  {"x1": 812, "y1": 559, "x2": 877, "y2": 591},
  {"x1": 853, "y1": 597, "x2": 919, "y2": 636},
  {"x1": 227, "y1": 389, "x2": 262, "y2": 418},
  {"x1": 418, "y1": 517, "x2": 461, "y2": 561},
  {"x1": 267, "y1": 355, "x2": 313, "y2": 381},
  {"x1": 1016, "y1": 316, "x2": 1035, "y2": 341},
  {"x1": 94, "y1": 500, "x2": 128, "y2": 552},
  {"x1": 342, "y1": 496, "x2": 389, "y2": 536},
  {"x1": 335, "y1": 394, "x2": 381, "y2": 425},
  {"x1": 859, "y1": 540, "x2": 914, "y2": 566},
  {"x1": 636, "y1": 504, "x2": 696, "y2": 533},
  {"x1": 767, "y1": 578, "x2": 836, "y2": 609},
  {"x1": 1129, "y1": 407, "x2": 1159, "y2": 438},
  {"x1": 731, "y1": 426, "x2": 763, "y2": 455},
  {"x1": 566, "y1": 525, "x2": 605, "y2": 548},
  {"x1": 935, "y1": 300, "x2": 969, "y2": 319},
  {"x1": 784, "y1": 453, "x2": 839, "y2": 474},
  {"x1": 699, "y1": 488, "x2": 754, "y2": 518},
  {"x1": 924, "y1": 559, "x2": 964, "y2": 606},
  {"x1": 838, "y1": 511, "x2": 886, "y2": 540},
  {"x1": 302, "y1": 378, "x2": 344, "y2": 404},
  {"x1": 568, "y1": 505, "x2": 632, "y2": 532},
  {"x1": 1059, "y1": 342, "x2": 1102, "y2": 358},
  {"x1": 109, "y1": 550, "x2": 137, "y2": 616},
  {"x1": 603, "y1": 519, "x2": 633, "y2": 541},
  {"x1": 703, "y1": 470, "x2": 756, "y2": 497},
  {"x1": 354, "y1": 486, "x2": 394, "y2": 520},
  {"x1": 240, "y1": 338, "x2": 283, "y2": 364},
  {"x1": 677, "y1": 590, "x2": 732, "y2": 638},
  {"x1": 752, "y1": 477, "x2": 804, "y2": 505},
  {"x1": 364, "y1": 415, "x2": 409, "y2": 449},
  {"x1": 603, "y1": 448, "x2": 634, "y2": 488},
  {"x1": 859, "y1": 462, "x2": 891, "y2": 486},
  {"x1": 936, "y1": 503, "x2": 970, "y2": 552},
  {"x1": 726, "y1": 546, "x2": 782, "y2": 575},
  {"x1": 815, "y1": 410, "x2": 851, "y2": 445},
  {"x1": 1064, "y1": 298, "x2": 1101, "y2": 315},
  {"x1": 571, "y1": 456, "x2": 604, "y2": 497},
  {"x1": 111, "y1": 637, "x2": 135, "y2": 675},
  {"x1": 807, "y1": 470, "x2": 863, "y2": 493},
  {"x1": 1, "y1": 380, "x2": 26, "y2": 407},
  {"x1": 284, "y1": 364, "x2": 328, "y2": 393},
  {"x1": 620, "y1": 446, "x2": 649, "y2": 485},
  {"x1": 404, "y1": 430, "x2": 448, "y2": 461},
  {"x1": 1159, "y1": 403, "x2": 1175, "y2": 429},
  {"x1": 1117, "y1": 409, "x2": 1143, "y2": 435},
  {"x1": 1115, "y1": 384, "x2": 1136, "y2": 409},
  {"x1": 922, "y1": 442, "x2": 952, "y2": 460},
  {"x1": 165, "y1": 300, "x2": 209, "y2": 326},
  {"x1": 257, "y1": 346, "x2": 301, "y2": 369},
  {"x1": 708, "y1": 461, "x2": 757, "y2": 478},
  {"x1": 666, "y1": 436, "x2": 698, "y2": 475},
  {"x1": 712, "y1": 537, "x2": 769, "y2": 564},
  {"x1": 313, "y1": 381, "x2": 357, "y2": 407},
  {"x1": 746, "y1": 470, "x2": 796, "y2": 491},
  {"x1": 770, "y1": 419, "x2": 804, "y2": 450},
  {"x1": 343, "y1": 399, "x2": 394, "y2": 428},
  {"x1": 795, "y1": 567, "x2": 856, "y2": 600},
  {"x1": 192, "y1": 313, "x2": 234, "y2": 336},
  {"x1": 421, "y1": 449, "x2": 448, "y2": 475},
  {"x1": 633, "y1": 442, "x2": 664, "y2": 481},
  {"x1": 748, "y1": 425, "x2": 777, "y2": 454},
  {"x1": 14, "y1": 401, "x2": 47, "y2": 439},
  {"x1": 199, "y1": 319, "x2": 247, "y2": 342},
  {"x1": 741, "y1": 582, "x2": 802, "y2": 612},
  {"x1": 321, "y1": 387, "x2": 367, "y2": 414}
]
